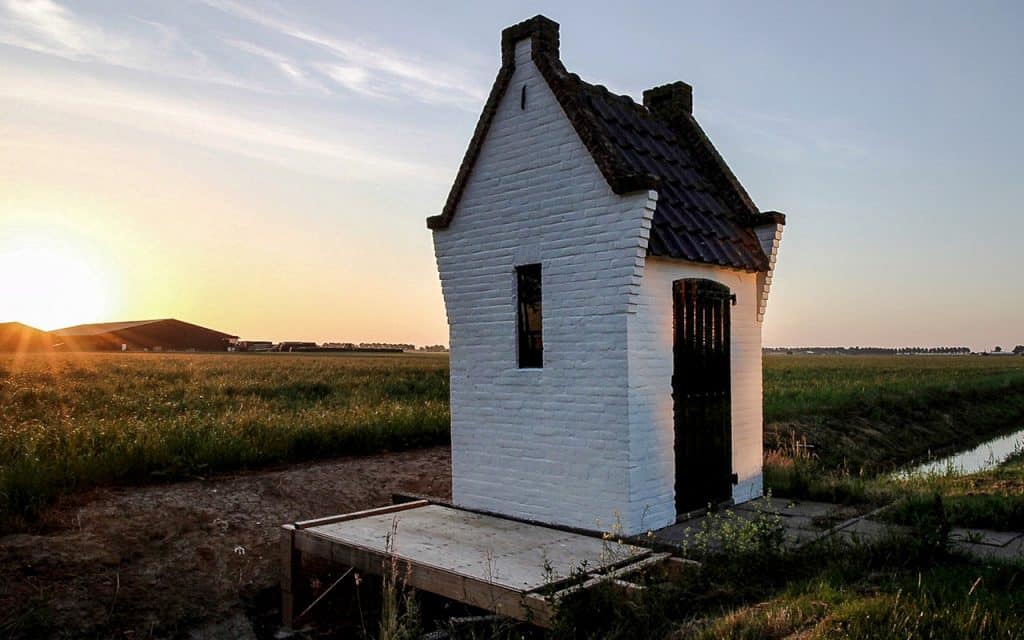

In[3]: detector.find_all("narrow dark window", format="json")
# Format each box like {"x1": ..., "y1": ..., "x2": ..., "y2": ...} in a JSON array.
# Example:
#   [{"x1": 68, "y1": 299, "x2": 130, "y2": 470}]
[
  {"x1": 520, "y1": 84, "x2": 527, "y2": 109},
  {"x1": 516, "y1": 263, "x2": 542, "y2": 368}
]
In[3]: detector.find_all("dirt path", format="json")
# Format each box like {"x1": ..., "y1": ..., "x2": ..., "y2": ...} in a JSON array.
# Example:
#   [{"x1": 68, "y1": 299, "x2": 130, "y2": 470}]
[{"x1": 0, "y1": 446, "x2": 452, "y2": 639}]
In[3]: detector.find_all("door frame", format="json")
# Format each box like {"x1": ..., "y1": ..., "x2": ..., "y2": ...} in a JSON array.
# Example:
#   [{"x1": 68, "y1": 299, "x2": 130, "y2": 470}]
[{"x1": 671, "y1": 277, "x2": 734, "y2": 517}]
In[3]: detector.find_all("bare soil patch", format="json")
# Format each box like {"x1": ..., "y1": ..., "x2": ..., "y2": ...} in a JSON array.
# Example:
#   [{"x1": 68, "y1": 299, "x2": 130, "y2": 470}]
[{"x1": 0, "y1": 446, "x2": 451, "y2": 639}]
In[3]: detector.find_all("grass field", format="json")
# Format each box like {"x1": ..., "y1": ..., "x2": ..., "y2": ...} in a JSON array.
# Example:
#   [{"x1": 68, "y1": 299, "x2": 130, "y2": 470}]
[
  {"x1": 0, "y1": 351, "x2": 448, "y2": 527},
  {"x1": 5, "y1": 351, "x2": 1024, "y2": 638},
  {"x1": 764, "y1": 354, "x2": 1024, "y2": 472},
  {"x1": 765, "y1": 353, "x2": 1024, "y2": 422},
  {"x1": 4, "y1": 352, "x2": 1024, "y2": 529}
]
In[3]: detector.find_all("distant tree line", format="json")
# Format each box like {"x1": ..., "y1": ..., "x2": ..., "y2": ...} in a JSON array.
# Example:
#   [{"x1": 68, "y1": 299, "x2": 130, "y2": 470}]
[
  {"x1": 894, "y1": 346, "x2": 972, "y2": 354},
  {"x1": 764, "y1": 346, "x2": 972, "y2": 355},
  {"x1": 238, "y1": 341, "x2": 448, "y2": 353},
  {"x1": 358, "y1": 342, "x2": 416, "y2": 351}
]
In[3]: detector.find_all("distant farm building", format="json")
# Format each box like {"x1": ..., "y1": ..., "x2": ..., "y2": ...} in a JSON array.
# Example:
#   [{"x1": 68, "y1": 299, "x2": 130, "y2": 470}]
[
  {"x1": 430, "y1": 16, "x2": 785, "y2": 535},
  {"x1": 235, "y1": 340, "x2": 274, "y2": 352},
  {"x1": 273, "y1": 341, "x2": 319, "y2": 352},
  {"x1": 322, "y1": 342, "x2": 357, "y2": 350},
  {"x1": 271, "y1": 342, "x2": 406, "y2": 353},
  {"x1": 0, "y1": 322, "x2": 53, "y2": 352},
  {"x1": 52, "y1": 319, "x2": 237, "y2": 352}
]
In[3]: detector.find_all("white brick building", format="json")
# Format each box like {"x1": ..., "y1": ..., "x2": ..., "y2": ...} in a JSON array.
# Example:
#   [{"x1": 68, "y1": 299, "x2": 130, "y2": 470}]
[{"x1": 428, "y1": 16, "x2": 785, "y2": 535}]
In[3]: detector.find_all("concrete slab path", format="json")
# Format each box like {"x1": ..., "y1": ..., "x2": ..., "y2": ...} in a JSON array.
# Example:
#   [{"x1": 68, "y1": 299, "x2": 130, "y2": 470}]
[{"x1": 652, "y1": 497, "x2": 1024, "y2": 564}]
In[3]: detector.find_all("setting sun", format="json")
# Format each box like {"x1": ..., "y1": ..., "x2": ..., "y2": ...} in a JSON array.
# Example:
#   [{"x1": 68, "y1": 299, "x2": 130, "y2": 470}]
[{"x1": 0, "y1": 230, "x2": 114, "y2": 330}]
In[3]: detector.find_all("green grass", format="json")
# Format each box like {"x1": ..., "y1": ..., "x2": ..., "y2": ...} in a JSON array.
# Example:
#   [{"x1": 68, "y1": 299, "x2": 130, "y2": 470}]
[
  {"x1": 764, "y1": 355, "x2": 1024, "y2": 472},
  {"x1": 687, "y1": 556, "x2": 1024, "y2": 640},
  {"x1": 763, "y1": 355, "x2": 1024, "y2": 531},
  {"x1": 877, "y1": 451, "x2": 1024, "y2": 532},
  {"x1": 5, "y1": 352, "x2": 1024, "y2": 532},
  {"x1": 550, "y1": 506, "x2": 1024, "y2": 639},
  {"x1": 0, "y1": 351, "x2": 449, "y2": 528},
  {"x1": 764, "y1": 428, "x2": 1024, "y2": 526},
  {"x1": 764, "y1": 354, "x2": 1024, "y2": 422}
]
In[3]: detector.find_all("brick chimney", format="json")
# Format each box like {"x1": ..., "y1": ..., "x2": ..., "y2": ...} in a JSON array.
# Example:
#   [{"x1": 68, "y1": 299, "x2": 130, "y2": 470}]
[
  {"x1": 643, "y1": 81, "x2": 693, "y2": 118},
  {"x1": 500, "y1": 15, "x2": 560, "y2": 66}
]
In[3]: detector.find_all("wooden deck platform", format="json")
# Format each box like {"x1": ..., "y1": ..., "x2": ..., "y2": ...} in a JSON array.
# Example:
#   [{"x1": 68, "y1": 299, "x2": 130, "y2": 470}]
[{"x1": 281, "y1": 501, "x2": 688, "y2": 628}]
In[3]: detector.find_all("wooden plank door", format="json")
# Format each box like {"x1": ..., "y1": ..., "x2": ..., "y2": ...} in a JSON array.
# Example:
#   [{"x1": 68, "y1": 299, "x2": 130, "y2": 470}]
[{"x1": 672, "y1": 278, "x2": 733, "y2": 515}]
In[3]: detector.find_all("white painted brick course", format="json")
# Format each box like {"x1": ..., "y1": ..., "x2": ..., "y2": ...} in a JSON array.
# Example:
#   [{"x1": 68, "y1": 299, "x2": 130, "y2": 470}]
[{"x1": 754, "y1": 223, "x2": 784, "y2": 322}]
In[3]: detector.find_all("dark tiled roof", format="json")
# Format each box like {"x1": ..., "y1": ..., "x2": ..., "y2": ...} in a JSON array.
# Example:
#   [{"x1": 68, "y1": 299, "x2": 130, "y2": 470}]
[
  {"x1": 53, "y1": 319, "x2": 237, "y2": 339},
  {"x1": 568, "y1": 80, "x2": 771, "y2": 270},
  {"x1": 0, "y1": 322, "x2": 52, "y2": 352},
  {"x1": 53, "y1": 319, "x2": 170, "y2": 336},
  {"x1": 427, "y1": 15, "x2": 783, "y2": 273}
]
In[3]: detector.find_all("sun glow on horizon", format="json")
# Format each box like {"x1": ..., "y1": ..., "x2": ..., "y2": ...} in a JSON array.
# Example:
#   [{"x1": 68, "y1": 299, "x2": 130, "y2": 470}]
[{"x1": 0, "y1": 227, "x2": 117, "y2": 331}]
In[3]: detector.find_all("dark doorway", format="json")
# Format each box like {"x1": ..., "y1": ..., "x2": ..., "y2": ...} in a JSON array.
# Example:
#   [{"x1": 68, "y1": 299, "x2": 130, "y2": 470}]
[{"x1": 672, "y1": 278, "x2": 733, "y2": 515}]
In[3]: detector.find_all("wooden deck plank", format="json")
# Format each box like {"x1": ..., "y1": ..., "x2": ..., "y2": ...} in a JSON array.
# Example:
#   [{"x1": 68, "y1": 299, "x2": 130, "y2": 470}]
[
  {"x1": 279, "y1": 524, "x2": 299, "y2": 628},
  {"x1": 303, "y1": 504, "x2": 649, "y2": 592},
  {"x1": 295, "y1": 531, "x2": 557, "y2": 626},
  {"x1": 293, "y1": 499, "x2": 429, "y2": 530}
]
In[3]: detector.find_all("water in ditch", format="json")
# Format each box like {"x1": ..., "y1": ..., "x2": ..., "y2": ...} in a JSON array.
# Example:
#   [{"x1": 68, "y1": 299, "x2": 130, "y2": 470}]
[{"x1": 897, "y1": 427, "x2": 1024, "y2": 478}]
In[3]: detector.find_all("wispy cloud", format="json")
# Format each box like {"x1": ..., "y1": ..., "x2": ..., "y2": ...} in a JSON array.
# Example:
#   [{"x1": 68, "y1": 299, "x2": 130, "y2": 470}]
[
  {"x1": 1, "y1": 0, "x2": 125, "y2": 55},
  {"x1": 1, "y1": 68, "x2": 446, "y2": 183},
  {"x1": 0, "y1": 0, "x2": 258, "y2": 90},
  {"x1": 0, "y1": 0, "x2": 488, "y2": 107},
  {"x1": 316, "y1": 62, "x2": 385, "y2": 99},
  {"x1": 200, "y1": 0, "x2": 486, "y2": 107},
  {"x1": 224, "y1": 38, "x2": 329, "y2": 93}
]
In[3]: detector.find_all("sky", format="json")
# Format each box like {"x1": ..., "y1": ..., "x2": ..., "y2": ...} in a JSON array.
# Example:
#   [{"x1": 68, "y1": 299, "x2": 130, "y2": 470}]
[{"x1": 1, "y1": 0, "x2": 1022, "y2": 350}]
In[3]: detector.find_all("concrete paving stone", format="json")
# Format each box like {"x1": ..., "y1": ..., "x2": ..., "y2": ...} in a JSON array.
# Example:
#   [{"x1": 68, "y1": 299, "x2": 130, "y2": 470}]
[
  {"x1": 776, "y1": 500, "x2": 840, "y2": 520},
  {"x1": 652, "y1": 521, "x2": 700, "y2": 548},
  {"x1": 774, "y1": 515, "x2": 822, "y2": 532},
  {"x1": 784, "y1": 529, "x2": 822, "y2": 546},
  {"x1": 653, "y1": 507, "x2": 835, "y2": 551},
  {"x1": 952, "y1": 536, "x2": 1024, "y2": 563},
  {"x1": 837, "y1": 519, "x2": 912, "y2": 542},
  {"x1": 654, "y1": 501, "x2": 1024, "y2": 565},
  {"x1": 950, "y1": 528, "x2": 1023, "y2": 548},
  {"x1": 735, "y1": 499, "x2": 861, "y2": 527}
]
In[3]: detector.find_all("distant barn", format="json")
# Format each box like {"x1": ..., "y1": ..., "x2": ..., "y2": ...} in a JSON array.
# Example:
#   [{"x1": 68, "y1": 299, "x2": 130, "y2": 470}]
[
  {"x1": 52, "y1": 319, "x2": 237, "y2": 352},
  {"x1": 0, "y1": 322, "x2": 53, "y2": 352}
]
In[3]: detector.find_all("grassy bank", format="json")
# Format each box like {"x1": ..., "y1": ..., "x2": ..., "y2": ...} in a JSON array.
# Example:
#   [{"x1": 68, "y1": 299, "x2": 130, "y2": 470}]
[
  {"x1": 764, "y1": 354, "x2": 1024, "y2": 472},
  {"x1": 0, "y1": 352, "x2": 448, "y2": 527},
  {"x1": 878, "y1": 451, "x2": 1024, "y2": 532},
  {"x1": 763, "y1": 355, "x2": 1024, "y2": 528},
  {"x1": 549, "y1": 506, "x2": 1024, "y2": 639}
]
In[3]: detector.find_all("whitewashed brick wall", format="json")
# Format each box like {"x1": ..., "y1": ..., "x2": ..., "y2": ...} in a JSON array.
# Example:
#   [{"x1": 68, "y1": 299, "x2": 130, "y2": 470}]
[
  {"x1": 433, "y1": 36, "x2": 653, "y2": 533},
  {"x1": 433, "y1": 35, "x2": 766, "y2": 535},
  {"x1": 627, "y1": 258, "x2": 764, "y2": 532}
]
